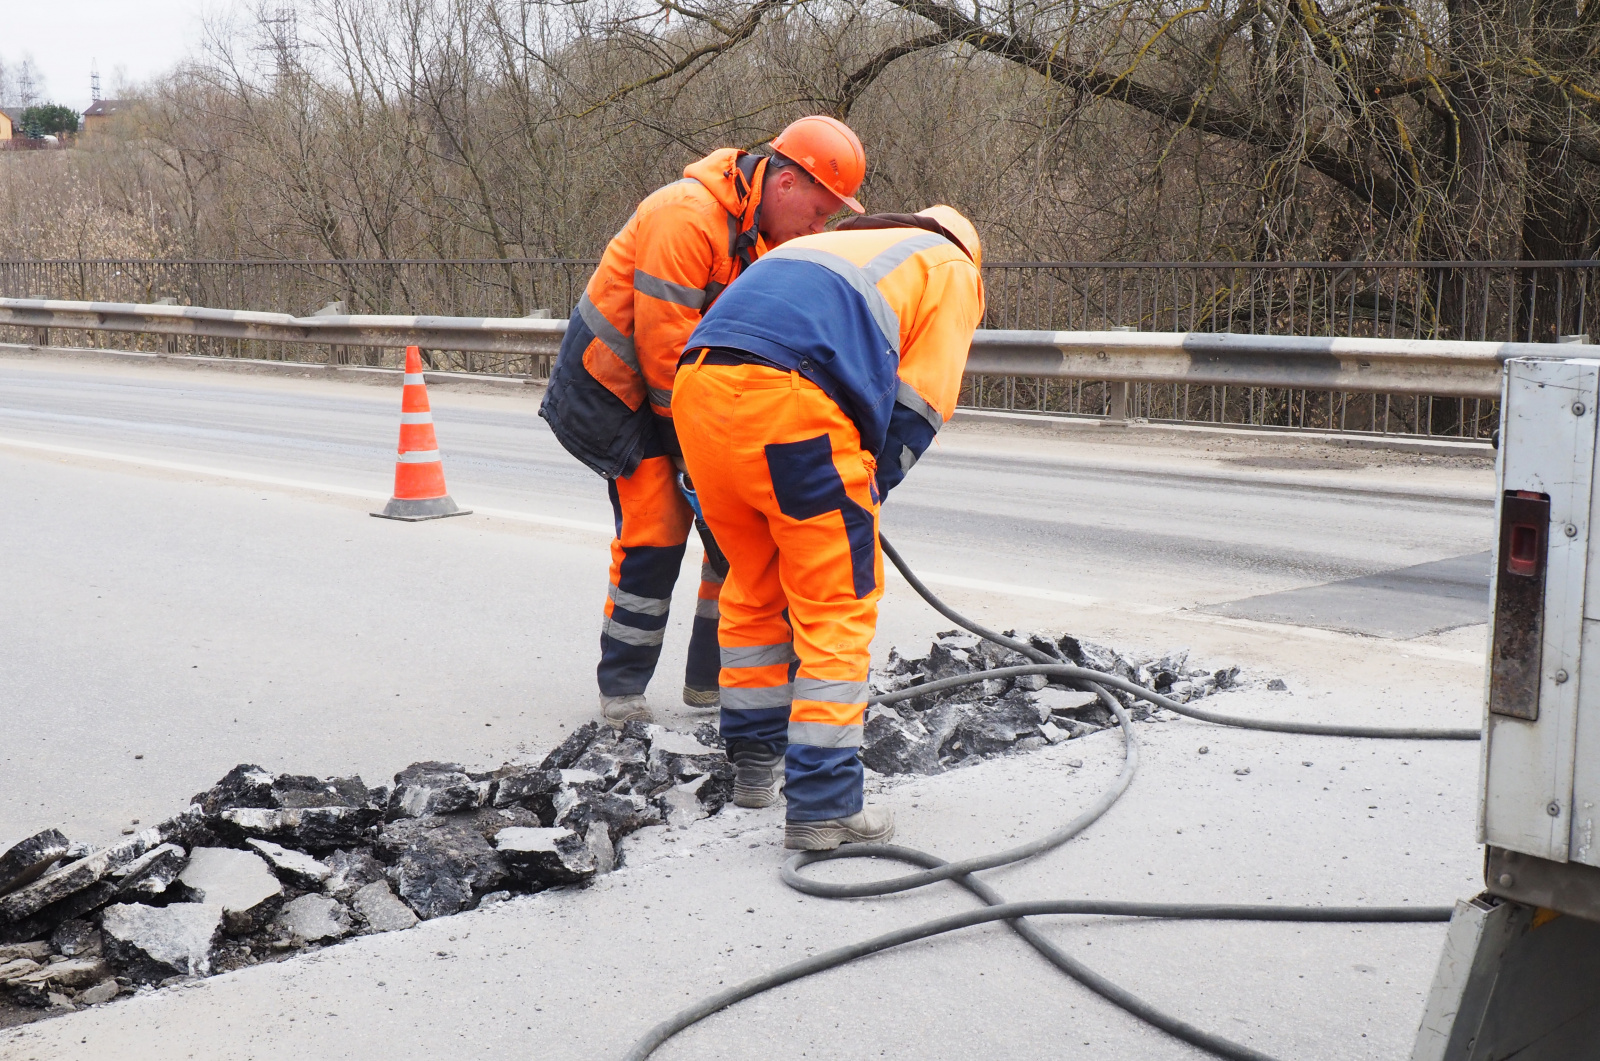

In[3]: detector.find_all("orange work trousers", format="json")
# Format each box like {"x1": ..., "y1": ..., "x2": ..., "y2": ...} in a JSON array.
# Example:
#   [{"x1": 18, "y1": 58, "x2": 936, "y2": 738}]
[{"x1": 673, "y1": 357, "x2": 882, "y2": 821}]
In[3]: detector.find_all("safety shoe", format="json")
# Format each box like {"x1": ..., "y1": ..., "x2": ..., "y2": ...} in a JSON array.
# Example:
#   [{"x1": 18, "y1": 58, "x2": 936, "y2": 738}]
[
  {"x1": 682, "y1": 685, "x2": 720, "y2": 709},
  {"x1": 727, "y1": 740, "x2": 785, "y2": 809},
  {"x1": 599, "y1": 693, "x2": 652, "y2": 729},
  {"x1": 784, "y1": 807, "x2": 895, "y2": 850}
]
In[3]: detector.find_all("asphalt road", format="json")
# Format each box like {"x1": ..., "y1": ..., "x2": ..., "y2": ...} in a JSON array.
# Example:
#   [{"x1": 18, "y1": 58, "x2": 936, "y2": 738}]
[
  {"x1": 0, "y1": 353, "x2": 1496, "y2": 610},
  {"x1": 0, "y1": 351, "x2": 1498, "y2": 1061}
]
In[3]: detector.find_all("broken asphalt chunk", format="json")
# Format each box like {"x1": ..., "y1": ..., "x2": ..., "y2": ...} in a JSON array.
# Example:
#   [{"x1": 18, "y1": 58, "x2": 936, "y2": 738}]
[
  {"x1": 271, "y1": 774, "x2": 377, "y2": 810},
  {"x1": 387, "y1": 763, "x2": 493, "y2": 820},
  {"x1": 950, "y1": 696, "x2": 1044, "y2": 757},
  {"x1": 0, "y1": 943, "x2": 51, "y2": 962},
  {"x1": 246, "y1": 839, "x2": 330, "y2": 889},
  {"x1": 860, "y1": 713, "x2": 942, "y2": 775},
  {"x1": 538, "y1": 721, "x2": 601, "y2": 770},
  {"x1": 100, "y1": 903, "x2": 223, "y2": 982},
  {"x1": 8, "y1": 956, "x2": 110, "y2": 999},
  {"x1": 272, "y1": 895, "x2": 352, "y2": 944},
  {"x1": 111, "y1": 843, "x2": 185, "y2": 899},
  {"x1": 322, "y1": 849, "x2": 386, "y2": 900},
  {"x1": 570, "y1": 733, "x2": 648, "y2": 788},
  {"x1": 0, "y1": 958, "x2": 42, "y2": 983},
  {"x1": 78, "y1": 979, "x2": 118, "y2": 1006},
  {"x1": 379, "y1": 819, "x2": 508, "y2": 920},
  {"x1": 553, "y1": 790, "x2": 658, "y2": 845},
  {"x1": 350, "y1": 881, "x2": 417, "y2": 934},
  {"x1": 0, "y1": 808, "x2": 203, "y2": 925},
  {"x1": 494, "y1": 827, "x2": 596, "y2": 888},
  {"x1": 50, "y1": 920, "x2": 102, "y2": 958},
  {"x1": 192, "y1": 764, "x2": 275, "y2": 816},
  {"x1": 490, "y1": 766, "x2": 562, "y2": 820},
  {"x1": 178, "y1": 848, "x2": 283, "y2": 934},
  {"x1": 0, "y1": 830, "x2": 72, "y2": 896},
  {"x1": 218, "y1": 806, "x2": 381, "y2": 852}
]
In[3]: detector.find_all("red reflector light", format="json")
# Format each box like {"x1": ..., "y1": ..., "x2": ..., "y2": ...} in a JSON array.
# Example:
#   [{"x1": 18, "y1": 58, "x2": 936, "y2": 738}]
[{"x1": 1508, "y1": 524, "x2": 1540, "y2": 576}]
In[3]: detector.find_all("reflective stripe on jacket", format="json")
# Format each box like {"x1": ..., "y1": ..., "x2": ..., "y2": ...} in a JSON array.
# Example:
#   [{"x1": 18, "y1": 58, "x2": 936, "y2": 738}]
[
  {"x1": 540, "y1": 149, "x2": 769, "y2": 478},
  {"x1": 682, "y1": 225, "x2": 984, "y2": 490}
]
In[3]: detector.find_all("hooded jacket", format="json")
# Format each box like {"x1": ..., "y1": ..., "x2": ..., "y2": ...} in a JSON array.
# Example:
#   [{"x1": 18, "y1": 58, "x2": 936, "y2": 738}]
[
  {"x1": 541, "y1": 149, "x2": 770, "y2": 477},
  {"x1": 683, "y1": 215, "x2": 984, "y2": 494}
]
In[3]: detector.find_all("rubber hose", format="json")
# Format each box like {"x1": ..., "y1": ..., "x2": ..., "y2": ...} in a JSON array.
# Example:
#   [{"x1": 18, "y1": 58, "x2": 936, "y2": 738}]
[
  {"x1": 879, "y1": 534, "x2": 1058, "y2": 665},
  {"x1": 620, "y1": 533, "x2": 1468, "y2": 1061},
  {"x1": 619, "y1": 898, "x2": 1451, "y2": 1061},
  {"x1": 880, "y1": 534, "x2": 1480, "y2": 742},
  {"x1": 784, "y1": 682, "x2": 1135, "y2": 899},
  {"x1": 875, "y1": 663, "x2": 1483, "y2": 741}
]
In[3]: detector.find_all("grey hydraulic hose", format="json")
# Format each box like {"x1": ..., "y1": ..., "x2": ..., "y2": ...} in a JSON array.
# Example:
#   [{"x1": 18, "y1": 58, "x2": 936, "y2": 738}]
[
  {"x1": 876, "y1": 663, "x2": 1484, "y2": 741},
  {"x1": 879, "y1": 534, "x2": 1055, "y2": 664},
  {"x1": 781, "y1": 682, "x2": 1134, "y2": 899},
  {"x1": 619, "y1": 532, "x2": 1469, "y2": 1061},
  {"x1": 879, "y1": 533, "x2": 1482, "y2": 742},
  {"x1": 620, "y1": 898, "x2": 1451, "y2": 1061}
]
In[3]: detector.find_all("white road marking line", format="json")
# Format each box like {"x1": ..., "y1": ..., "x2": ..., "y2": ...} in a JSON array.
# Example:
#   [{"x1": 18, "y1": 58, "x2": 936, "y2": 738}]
[
  {"x1": 0, "y1": 434, "x2": 613, "y2": 535},
  {"x1": 472, "y1": 505, "x2": 611, "y2": 535},
  {"x1": 890, "y1": 568, "x2": 1161, "y2": 613}
]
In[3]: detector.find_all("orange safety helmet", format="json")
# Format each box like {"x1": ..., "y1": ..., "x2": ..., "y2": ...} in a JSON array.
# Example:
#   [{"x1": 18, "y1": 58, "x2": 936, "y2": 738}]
[{"x1": 771, "y1": 115, "x2": 866, "y2": 214}]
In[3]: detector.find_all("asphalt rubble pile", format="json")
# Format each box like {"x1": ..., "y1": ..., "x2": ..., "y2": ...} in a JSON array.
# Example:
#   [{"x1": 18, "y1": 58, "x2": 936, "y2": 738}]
[
  {"x1": 0, "y1": 631, "x2": 1242, "y2": 1019},
  {"x1": 861, "y1": 630, "x2": 1238, "y2": 775},
  {"x1": 0, "y1": 720, "x2": 731, "y2": 1016}
]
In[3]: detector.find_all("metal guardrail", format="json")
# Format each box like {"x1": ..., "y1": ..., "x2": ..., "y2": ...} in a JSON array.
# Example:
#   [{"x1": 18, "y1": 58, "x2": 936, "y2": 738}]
[
  {"x1": 971, "y1": 330, "x2": 1520, "y2": 399},
  {"x1": 0, "y1": 298, "x2": 566, "y2": 358},
  {"x1": 8, "y1": 258, "x2": 1597, "y2": 441},
  {"x1": 0, "y1": 296, "x2": 1554, "y2": 401}
]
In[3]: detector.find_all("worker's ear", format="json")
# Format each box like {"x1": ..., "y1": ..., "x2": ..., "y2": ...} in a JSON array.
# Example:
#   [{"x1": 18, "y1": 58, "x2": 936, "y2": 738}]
[{"x1": 767, "y1": 166, "x2": 798, "y2": 197}]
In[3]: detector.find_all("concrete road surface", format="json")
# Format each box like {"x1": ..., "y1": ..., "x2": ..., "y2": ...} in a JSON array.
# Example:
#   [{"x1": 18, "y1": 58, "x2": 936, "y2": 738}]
[{"x1": 0, "y1": 350, "x2": 1496, "y2": 1060}]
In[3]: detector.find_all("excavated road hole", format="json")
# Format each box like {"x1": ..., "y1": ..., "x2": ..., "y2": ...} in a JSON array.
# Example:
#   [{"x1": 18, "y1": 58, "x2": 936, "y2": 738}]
[{"x1": 0, "y1": 629, "x2": 1253, "y2": 1027}]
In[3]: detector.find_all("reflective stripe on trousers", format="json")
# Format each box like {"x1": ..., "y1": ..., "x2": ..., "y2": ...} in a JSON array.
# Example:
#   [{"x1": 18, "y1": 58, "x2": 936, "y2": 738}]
[{"x1": 598, "y1": 454, "x2": 724, "y2": 696}]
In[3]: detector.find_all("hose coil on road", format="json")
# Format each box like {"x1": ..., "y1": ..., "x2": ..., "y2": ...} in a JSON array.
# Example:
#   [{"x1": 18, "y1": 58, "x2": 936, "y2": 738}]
[{"x1": 623, "y1": 534, "x2": 1481, "y2": 1061}]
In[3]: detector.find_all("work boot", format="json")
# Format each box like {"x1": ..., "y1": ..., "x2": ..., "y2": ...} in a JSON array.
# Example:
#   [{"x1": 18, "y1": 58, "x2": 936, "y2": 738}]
[
  {"x1": 784, "y1": 808, "x2": 895, "y2": 851},
  {"x1": 727, "y1": 740, "x2": 784, "y2": 809},
  {"x1": 682, "y1": 685, "x2": 720, "y2": 709},
  {"x1": 599, "y1": 693, "x2": 652, "y2": 729}
]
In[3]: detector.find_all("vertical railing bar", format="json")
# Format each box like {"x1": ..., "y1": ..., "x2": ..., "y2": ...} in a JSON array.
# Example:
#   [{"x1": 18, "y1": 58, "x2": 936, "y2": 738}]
[{"x1": 1557, "y1": 271, "x2": 1566, "y2": 338}]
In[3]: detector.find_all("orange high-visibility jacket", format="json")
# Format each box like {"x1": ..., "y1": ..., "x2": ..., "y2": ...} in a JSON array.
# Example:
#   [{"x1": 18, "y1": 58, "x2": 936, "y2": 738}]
[
  {"x1": 685, "y1": 223, "x2": 985, "y2": 493},
  {"x1": 540, "y1": 149, "x2": 771, "y2": 475}
]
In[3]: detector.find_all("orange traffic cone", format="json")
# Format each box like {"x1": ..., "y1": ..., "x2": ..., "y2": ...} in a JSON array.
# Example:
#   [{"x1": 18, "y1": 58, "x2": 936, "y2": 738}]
[{"x1": 372, "y1": 347, "x2": 471, "y2": 521}]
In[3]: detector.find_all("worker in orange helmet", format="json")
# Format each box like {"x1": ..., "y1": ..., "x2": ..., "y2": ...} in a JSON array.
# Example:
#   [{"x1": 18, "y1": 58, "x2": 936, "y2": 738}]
[
  {"x1": 673, "y1": 206, "x2": 985, "y2": 848},
  {"x1": 540, "y1": 116, "x2": 868, "y2": 729}
]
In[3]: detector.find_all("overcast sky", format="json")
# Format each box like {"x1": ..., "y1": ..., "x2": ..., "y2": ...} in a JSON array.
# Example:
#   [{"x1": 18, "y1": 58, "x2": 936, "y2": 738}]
[{"x1": 4, "y1": 0, "x2": 221, "y2": 111}]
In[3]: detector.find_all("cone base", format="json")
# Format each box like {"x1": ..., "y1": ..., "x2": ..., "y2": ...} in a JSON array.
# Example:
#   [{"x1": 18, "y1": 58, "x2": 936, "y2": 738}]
[{"x1": 371, "y1": 495, "x2": 471, "y2": 521}]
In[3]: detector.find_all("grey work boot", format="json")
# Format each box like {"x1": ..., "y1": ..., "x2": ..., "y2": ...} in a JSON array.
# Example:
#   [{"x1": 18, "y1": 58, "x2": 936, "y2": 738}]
[
  {"x1": 784, "y1": 807, "x2": 895, "y2": 851},
  {"x1": 727, "y1": 740, "x2": 785, "y2": 809},
  {"x1": 599, "y1": 693, "x2": 652, "y2": 729},
  {"x1": 682, "y1": 685, "x2": 720, "y2": 709}
]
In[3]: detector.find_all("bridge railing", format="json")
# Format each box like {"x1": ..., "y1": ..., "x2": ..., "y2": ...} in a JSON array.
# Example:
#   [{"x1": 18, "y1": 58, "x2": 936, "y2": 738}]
[
  {"x1": 8, "y1": 257, "x2": 1597, "y2": 441},
  {"x1": 1, "y1": 295, "x2": 1562, "y2": 444}
]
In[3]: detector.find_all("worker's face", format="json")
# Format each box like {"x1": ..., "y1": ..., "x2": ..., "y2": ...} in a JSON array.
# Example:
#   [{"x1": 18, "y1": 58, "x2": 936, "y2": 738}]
[{"x1": 759, "y1": 167, "x2": 846, "y2": 247}]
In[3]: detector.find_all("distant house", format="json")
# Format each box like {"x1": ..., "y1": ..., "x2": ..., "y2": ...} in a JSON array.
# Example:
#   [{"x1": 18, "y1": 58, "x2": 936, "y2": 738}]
[
  {"x1": 0, "y1": 108, "x2": 18, "y2": 141},
  {"x1": 81, "y1": 99, "x2": 129, "y2": 135}
]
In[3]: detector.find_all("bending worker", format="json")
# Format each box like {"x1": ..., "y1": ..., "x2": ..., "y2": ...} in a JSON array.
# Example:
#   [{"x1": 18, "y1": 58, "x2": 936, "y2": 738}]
[
  {"x1": 674, "y1": 207, "x2": 985, "y2": 850},
  {"x1": 539, "y1": 117, "x2": 868, "y2": 728}
]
